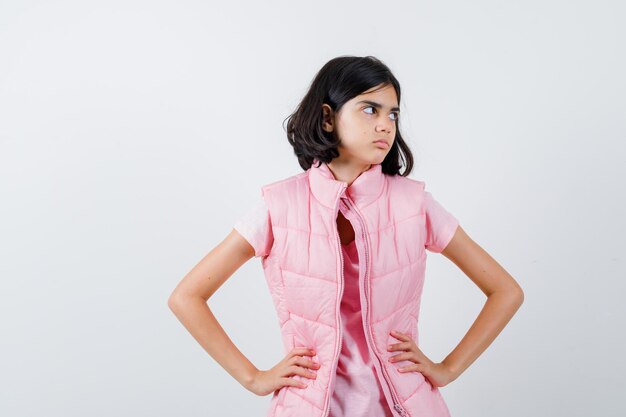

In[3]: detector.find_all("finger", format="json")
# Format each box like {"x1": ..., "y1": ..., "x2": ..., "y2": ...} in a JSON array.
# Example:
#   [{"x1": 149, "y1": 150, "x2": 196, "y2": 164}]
[
  {"x1": 284, "y1": 365, "x2": 316, "y2": 386},
  {"x1": 286, "y1": 364, "x2": 317, "y2": 380},
  {"x1": 388, "y1": 352, "x2": 415, "y2": 363},
  {"x1": 390, "y1": 330, "x2": 408, "y2": 340},
  {"x1": 293, "y1": 356, "x2": 321, "y2": 370},
  {"x1": 400, "y1": 362, "x2": 427, "y2": 373},
  {"x1": 290, "y1": 347, "x2": 316, "y2": 358},
  {"x1": 295, "y1": 365, "x2": 318, "y2": 380},
  {"x1": 387, "y1": 341, "x2": 410, "y2": 352},
  {"x1": 398, "y1": 363, "x2": 422, "y2": 373},
  {"x1": 288, "y1": 355, "x2": 320, "y2": 371},
  {"x1": 282, "y1": 377, "x2": 308, "y2": 389}
]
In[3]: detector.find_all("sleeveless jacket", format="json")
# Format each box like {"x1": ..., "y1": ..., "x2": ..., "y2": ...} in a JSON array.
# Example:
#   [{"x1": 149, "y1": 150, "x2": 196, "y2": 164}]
[{"x1": 255, "y1": 159, "x2": 458, "y2": 417}]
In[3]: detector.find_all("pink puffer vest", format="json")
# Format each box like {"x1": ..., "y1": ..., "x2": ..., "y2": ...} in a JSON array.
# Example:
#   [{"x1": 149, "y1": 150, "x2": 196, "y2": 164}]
[{"x1": 258, "y1": 159, "x2": 455, "y2": 417}]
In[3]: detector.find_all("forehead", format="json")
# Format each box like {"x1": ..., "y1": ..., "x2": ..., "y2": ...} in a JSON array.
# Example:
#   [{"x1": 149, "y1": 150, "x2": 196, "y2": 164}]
[{"x1": 351, "y1": 84, "x2": 398, "y2": 107}]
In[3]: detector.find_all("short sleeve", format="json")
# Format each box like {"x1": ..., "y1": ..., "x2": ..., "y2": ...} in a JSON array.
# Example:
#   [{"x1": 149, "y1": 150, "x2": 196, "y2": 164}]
[
  {"x1": 233, "y1": 196, "x2": 274, "y2": 258},
  {"x1": 424, "y1": 190, "x2": 460, "y2": 253}
]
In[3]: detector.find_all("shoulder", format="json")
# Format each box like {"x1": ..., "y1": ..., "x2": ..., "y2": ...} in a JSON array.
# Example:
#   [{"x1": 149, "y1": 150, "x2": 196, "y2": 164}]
[
  {"x1": 386, "y1": 173, "x2": 426, "y2": 196},
  {"x1": 261, "y1": 170, "x2": 309, "y2": 196},
  {"x1": 387, "y1": 173, "x2": 425, "y2": 187}
]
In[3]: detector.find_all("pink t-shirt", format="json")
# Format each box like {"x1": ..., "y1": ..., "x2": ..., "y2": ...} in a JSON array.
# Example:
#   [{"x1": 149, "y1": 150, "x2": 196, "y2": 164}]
[
  {"x1": 328, "y1": 238, "x2": 394, "y2": 417},
  {"x1": 233, "y1": 188, "x2": 459, "y2": 416}
]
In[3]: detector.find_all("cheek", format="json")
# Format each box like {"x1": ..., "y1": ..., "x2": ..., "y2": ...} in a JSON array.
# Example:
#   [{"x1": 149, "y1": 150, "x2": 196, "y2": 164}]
[
  {"x1": 342, "y1": 113, "x2": 369, "y2": 130},
  {"x1": 336, "y1": 121, "x2": 360, "y2": 143}
]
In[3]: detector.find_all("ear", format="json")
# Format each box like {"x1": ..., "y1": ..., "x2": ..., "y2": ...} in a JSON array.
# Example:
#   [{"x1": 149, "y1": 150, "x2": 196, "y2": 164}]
[{"x1": 321, "y1": 103, "x2": 335, "y2": 132}]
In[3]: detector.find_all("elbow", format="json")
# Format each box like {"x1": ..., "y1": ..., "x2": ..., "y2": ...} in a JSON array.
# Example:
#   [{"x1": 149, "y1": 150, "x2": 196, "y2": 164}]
[
  {"x1": 168, "y1": 289, "x2": 206, "y2": 313},
  {"x1": 168, "y1": 291, "x2": 184, "y2": 313},
  {"x1": 513, "y1": 286, "x2": 525, "y2": 307},
  {"x1": 490, "y1": 283, "x2": 524, "y2": 307}
]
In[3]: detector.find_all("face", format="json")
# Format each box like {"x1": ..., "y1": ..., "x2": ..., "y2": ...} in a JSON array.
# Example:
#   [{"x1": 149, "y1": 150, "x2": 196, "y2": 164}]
[{"x1": 322, "y1": 83, "x2": 399, "y2": 166}]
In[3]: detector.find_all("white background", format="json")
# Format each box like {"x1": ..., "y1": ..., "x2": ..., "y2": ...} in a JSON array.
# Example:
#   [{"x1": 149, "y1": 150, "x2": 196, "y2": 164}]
[{"x1": 1, "y1": 1, "x2": 624, "y2": 416}]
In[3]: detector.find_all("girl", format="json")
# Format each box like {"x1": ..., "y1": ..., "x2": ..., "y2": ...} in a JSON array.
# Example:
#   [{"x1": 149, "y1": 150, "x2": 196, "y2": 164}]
[{"x1": 168, "y1": 56, "x2": 524, "y2": 417}]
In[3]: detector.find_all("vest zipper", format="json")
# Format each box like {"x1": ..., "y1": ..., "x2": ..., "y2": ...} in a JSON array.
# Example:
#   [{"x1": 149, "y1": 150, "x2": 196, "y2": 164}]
[
  {"x1": 342, "y1": 196, "x2": 410, "y2": 417},
  {"x1": 322, "y1": 187, "x2": 347, "y2": 417}
]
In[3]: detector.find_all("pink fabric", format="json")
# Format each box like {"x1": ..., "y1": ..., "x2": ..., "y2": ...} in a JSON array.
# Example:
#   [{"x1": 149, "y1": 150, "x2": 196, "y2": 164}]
[
  {"x1": 328, "y1": 238, "x2": 394, "y2": 417},
  {"x1": 233, "y1": 197, "x2": 273, "y2": 258},
  {"x1": 234, "y1": 206, "x2": 394, "y2": 416},
  {"x1": 233, "y1": 186, "x2": 459, "y2": 260},
  {"x1": 233, "y1": 190, "x2": 457, "y2": 417},
  {"x1": 230, "y1": 161, "x2": 458, "y2": 417}
]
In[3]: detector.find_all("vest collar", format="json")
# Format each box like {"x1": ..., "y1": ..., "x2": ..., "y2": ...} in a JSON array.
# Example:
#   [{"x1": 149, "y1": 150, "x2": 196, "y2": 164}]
[{"x1": 308, "y1": 158, "x2": 386, "y2": 209}]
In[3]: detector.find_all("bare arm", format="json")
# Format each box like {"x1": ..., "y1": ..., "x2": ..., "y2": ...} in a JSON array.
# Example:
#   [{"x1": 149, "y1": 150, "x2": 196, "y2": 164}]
[
  {"x1": 167, "y1": 228, "x2": 258, "y2": 390},
  {"x1": 439, "y1": 225, "x2": 524, "y2": 381}
]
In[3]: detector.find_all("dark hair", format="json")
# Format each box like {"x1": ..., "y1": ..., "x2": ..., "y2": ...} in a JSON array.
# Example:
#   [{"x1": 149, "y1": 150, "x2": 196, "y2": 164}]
[{"x1": 283, "y1": 55, "x2": 415, "y2": 176}]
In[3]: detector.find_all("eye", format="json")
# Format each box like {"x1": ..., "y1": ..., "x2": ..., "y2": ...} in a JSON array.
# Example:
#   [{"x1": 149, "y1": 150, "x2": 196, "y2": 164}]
[{"x1": 363, "y1": 106, "x2": 399, "y2": 121}]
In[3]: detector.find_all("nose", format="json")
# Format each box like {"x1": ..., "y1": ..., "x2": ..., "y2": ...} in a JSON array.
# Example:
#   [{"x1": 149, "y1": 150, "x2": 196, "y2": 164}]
[{"x1": 377, "y1": 117, "x2": 394, "y2": 133}]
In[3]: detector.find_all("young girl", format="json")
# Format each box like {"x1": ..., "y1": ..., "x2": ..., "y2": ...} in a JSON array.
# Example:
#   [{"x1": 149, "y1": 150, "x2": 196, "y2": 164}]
[{"x1": 168, "y1": 56, "x2": 524, "y2": 417}]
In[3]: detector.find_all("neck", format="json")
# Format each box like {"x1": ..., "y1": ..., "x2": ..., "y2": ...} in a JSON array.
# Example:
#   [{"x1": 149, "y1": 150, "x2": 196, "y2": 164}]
[{"x1": 326, "y1": 159, "x2": 373, "y2": 186}]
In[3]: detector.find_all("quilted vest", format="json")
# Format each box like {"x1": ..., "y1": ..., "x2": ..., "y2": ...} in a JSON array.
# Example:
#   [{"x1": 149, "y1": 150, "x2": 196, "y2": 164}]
[{"x1": 258, "y1": 159, "x2": 452, "y2": 417}]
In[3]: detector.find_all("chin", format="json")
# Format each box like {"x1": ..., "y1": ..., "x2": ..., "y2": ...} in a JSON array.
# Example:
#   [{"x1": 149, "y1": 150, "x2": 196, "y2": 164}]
[
  {"x1": 369, "y1": 154, "x2": 388, "y2": 165},
  {"x1": 353, "y1": 152, "x2": 387, "y2": 167}
]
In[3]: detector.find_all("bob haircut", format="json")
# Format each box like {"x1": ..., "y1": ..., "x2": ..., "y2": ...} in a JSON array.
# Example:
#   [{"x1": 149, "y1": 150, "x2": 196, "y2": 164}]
[{"x1": 284, "y1": 55, "x2": 415, "y2": 176}]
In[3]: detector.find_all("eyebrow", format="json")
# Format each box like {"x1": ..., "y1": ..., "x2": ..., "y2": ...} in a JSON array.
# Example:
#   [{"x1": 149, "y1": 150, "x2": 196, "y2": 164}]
[{"x1": 355, "y1": 100, "x2": 400, "y2": 112}]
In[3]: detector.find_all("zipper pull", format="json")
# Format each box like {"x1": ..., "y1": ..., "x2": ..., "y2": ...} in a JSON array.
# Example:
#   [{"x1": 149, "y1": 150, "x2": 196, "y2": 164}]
[{"x1": 394, "y1": 403, "x2": 408, "y2": 416}]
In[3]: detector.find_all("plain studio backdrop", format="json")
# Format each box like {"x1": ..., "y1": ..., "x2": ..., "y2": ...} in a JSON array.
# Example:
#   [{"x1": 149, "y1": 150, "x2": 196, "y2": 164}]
[{"x1": 1, "y1": 1, "x2": 624, "y2": 416}]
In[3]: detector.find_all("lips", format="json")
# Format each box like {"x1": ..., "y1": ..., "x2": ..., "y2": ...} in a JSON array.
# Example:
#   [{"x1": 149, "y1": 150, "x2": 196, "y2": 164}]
[{"x1": 373, "y1": 139, "x2": 389, "y2": 149}]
